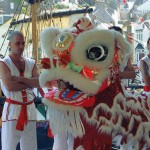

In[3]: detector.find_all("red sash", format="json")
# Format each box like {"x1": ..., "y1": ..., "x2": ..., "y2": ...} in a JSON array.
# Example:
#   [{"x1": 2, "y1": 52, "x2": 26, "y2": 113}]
[
  {"x1": 144, "y1": 86, "x2": 150, "y2": 92},
  {"x1": 6, "y1": 98, "x2": 34, "y2": 131}
]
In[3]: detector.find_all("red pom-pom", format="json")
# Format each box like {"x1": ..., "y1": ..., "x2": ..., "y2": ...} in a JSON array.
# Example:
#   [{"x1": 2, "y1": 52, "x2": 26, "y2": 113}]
[{"x1": 41, "y1": 58, "x2": 50, "y2": 69}]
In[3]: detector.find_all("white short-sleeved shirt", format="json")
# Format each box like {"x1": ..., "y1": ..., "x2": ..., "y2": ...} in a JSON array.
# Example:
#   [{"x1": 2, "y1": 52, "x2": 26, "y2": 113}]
[{"x1": 137, "y1": 55, "x2": 150, "y2": 86}]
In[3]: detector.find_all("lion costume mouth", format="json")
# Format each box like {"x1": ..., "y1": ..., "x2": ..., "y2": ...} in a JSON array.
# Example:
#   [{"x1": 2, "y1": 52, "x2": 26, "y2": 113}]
[
  {"x1": 44, "y1": 88, "x2": 96, "y2": 107},
  {"x1": 40, "y1": 65, "x2": 112, "y2": 107}
]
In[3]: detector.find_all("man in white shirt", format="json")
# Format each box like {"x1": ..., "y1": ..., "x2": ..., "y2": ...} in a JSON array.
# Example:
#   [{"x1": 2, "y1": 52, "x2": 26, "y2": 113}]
[
  {"x1": 138, "y1": 37, "x2": 150, "y2": 93},
  {"x1": 0, "y1": 31, "x2": 40, "y2": 150}
]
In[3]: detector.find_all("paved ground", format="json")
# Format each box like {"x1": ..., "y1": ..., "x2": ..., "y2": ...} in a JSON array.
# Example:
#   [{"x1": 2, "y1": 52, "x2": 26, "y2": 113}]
[{"x1": 0, "y1": 125, "x2": 54, "y2": 150}]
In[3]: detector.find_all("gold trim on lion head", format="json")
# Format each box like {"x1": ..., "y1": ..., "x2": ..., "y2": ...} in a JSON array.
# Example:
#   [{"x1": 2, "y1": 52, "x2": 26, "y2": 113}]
[{"x1": 52, "y1": 32, "x2": 74, "y2": 52}]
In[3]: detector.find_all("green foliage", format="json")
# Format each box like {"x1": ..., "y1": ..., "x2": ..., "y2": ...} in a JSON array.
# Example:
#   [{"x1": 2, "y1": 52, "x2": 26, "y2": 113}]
[
  {"x1": 21, "y1": 7, "x2": 27, "y2": 14},
  {"x1": 11, "y1": 0, "x2": 22, "y2": 3},
  {"x1": 47, "y1": 0, "x2": 53, "y2": 3},
  {"x1": 78, "y1": 3, "x2": 90, "y2": 8},
  {"x1": 54, "y1": 3, "x2": 69, "y2": 9},
  {"x1": 20, "y1": 5, "x2": 31, "y2": 15}
]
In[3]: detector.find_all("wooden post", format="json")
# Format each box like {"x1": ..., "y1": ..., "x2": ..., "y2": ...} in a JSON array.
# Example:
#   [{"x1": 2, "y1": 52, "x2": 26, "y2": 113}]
[{"x1": 31, "y1": 3, "x2": 38, "y2": 62}]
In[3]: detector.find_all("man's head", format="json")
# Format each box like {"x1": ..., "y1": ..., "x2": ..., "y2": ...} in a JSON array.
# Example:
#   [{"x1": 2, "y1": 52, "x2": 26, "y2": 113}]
[
  {"x1": 9, "y1": 31, "x2": 25, "y2": 55},
  {"x1": 109, "y1": 26, "x2": 123, "y2": 34}
]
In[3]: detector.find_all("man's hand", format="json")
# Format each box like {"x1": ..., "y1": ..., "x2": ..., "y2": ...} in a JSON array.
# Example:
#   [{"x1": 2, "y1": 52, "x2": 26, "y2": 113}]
[
  {"x1": 12, "y1": 76, "x2": 40, "y2": 88},
  {"x1": 45, "y1": 80, "x2": 58, "y2": 88}
]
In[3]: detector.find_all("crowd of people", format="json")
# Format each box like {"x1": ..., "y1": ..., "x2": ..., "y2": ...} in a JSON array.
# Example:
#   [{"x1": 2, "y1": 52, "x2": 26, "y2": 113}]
[{"x1": 0, "y1": 24, "x2": 149, "y2": 150}]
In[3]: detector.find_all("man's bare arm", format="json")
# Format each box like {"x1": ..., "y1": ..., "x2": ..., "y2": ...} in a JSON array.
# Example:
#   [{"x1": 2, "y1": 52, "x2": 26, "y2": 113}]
[
  {"x1": 140, "y1": 60, "x2": 150, "y2": 86},
  {"x1": 119, "y1": 58, "x2": 136, "y2": 79},
  {"x1": 12, "y1": 64, "x2": 40, "y2": 88},
  {"x1": 0, "y1": 62, "x2": 29, "y2": 91}
]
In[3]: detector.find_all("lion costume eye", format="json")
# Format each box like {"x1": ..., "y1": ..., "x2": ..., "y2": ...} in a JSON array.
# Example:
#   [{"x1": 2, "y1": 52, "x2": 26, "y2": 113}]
[{"x1": 86, "y1": 45, "x2": 108, "y2": 61}]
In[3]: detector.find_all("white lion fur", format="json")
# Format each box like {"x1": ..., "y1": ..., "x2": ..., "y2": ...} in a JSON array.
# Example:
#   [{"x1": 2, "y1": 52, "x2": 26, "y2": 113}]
[
  {"x1": 42, "y1": 98, "x2": 85, "y2": 138},
  {"x1": 39, "y1": 68, "x2": 100, "y2": 95},
  {"x1": 113, "y1": 30, "x2": 132, "y2": 54},
  {"x1": 76, "y1": 145, "x2": 84, "y2": 150},
  {"x1": 71, "y1": 29, "x2": 132, "y2": 71},
  {"x1": 71, "y1": 29, "x2": 115, "y2": 71},
  {"x1": 40, "y1": 27, "x2": 132, "y2": 72},
  {"x1": 40, "y1": 27, "x2": 61, "y2": 57}
]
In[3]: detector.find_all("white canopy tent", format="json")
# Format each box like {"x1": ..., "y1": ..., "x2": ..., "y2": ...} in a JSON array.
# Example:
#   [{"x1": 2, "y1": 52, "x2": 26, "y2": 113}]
[{"x1": 137, "y1": 0, "x2": 150, "y2": 13}]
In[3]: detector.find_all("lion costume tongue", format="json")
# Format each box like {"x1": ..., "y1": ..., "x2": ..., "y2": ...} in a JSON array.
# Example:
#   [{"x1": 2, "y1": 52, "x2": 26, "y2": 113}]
[{"x1": 44, "y1": 89, "x2": 96, "y2": 107}]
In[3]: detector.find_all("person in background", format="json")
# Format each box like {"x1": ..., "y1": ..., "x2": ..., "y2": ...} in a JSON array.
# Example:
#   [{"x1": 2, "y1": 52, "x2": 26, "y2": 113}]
[
  {"x1": 138, "y1": 37, "x2": 150, "y2": 93},
  {"x1": 0, "y1": 31, "x2": 40, "y2": 150},
  {"x1": 109, "y1": 26, "x2": 136, "y2": 150},
  {"x1": 109, "y1": 26, "x2": 136, "y2": 87}
]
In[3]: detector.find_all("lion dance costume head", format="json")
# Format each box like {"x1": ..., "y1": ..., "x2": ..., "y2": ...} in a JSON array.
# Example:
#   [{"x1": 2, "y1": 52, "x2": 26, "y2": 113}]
[{"x1": 39, "y1": 16, "x2": 150, "y2": 150}]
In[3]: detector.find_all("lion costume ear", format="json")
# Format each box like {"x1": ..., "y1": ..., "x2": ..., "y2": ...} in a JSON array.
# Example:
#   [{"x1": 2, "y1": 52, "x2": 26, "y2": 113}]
[
  {"x1": 114, "y1": 30, "x2": 132, "y2": 54},
  {"x1": 113, "y1": 30, "x2": 132, "y2": 64},
  {"x1": 40, "y1": 27, "x2": 61, "y2": 57}
]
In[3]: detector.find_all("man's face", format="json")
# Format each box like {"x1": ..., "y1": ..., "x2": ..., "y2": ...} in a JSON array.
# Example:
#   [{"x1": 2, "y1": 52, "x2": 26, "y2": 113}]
[{"x1": 9, "y1": 35, "x2": 25, "y2": 55}]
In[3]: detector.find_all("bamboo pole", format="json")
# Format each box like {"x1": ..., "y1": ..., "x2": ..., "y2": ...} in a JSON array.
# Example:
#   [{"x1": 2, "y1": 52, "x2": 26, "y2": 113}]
[{"x1": 31, "y1": 3, "x2": 38, "y2": 62}]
